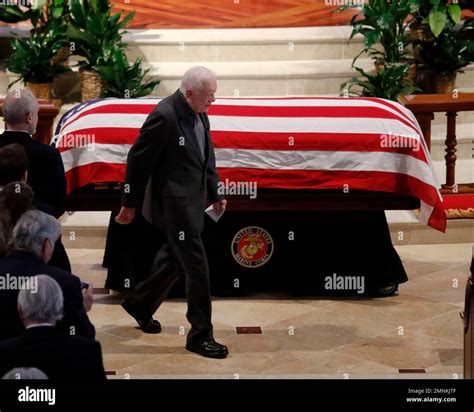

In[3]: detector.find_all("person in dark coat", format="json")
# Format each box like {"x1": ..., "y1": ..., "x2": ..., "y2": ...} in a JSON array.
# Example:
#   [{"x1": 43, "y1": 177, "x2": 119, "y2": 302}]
[
  {"x1": 0, "y1": 275, "x2": 105, "y2": 381},
  {"x1": 116, "y1": 66, "x2": 228, "y2": 359},
  {"x1": 0, "y1": 210, "x2": 95, "y2": 341},
  {"x1": 0, "y1": 89, "x2": 70, "y2": 272}
]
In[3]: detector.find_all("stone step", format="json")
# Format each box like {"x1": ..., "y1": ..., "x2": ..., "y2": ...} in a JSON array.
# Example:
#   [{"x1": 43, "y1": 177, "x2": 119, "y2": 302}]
[
  {"x1": 1, "y1": 26, "x2": 365, "y2": 64},
  {"x1": 431, "y1": 122, "x2": 474, "y2": 144},
  {"x1": 12, "y1": 59, "x2": 472, "y2": 99},
  {"x1": 142, "y1": 60, "x2": 474, "y2": 98},
  {"x1": 122, "y1": 27, "x2": 365, "y2": 63},
  {"x1": 432, "y1": 110, "x2": 474, "y2": 126},
  {"x1": 432, "y1": 158, "x2": 472, "y2": 185}
]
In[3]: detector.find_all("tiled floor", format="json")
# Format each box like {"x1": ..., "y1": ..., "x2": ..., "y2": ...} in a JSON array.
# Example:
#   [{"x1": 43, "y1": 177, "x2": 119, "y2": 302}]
[{"x1": 68, "y1": 243, "x2": 472, "y2": 379}]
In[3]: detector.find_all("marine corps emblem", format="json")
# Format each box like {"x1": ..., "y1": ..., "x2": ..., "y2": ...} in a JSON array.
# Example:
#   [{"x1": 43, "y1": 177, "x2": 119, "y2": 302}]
[{"x1": 231, "y1": 226, "x2": 274, "y2": 268}]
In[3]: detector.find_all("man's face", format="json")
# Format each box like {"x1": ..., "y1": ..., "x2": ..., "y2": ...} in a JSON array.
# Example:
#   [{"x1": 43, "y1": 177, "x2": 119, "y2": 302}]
[{"x1": 185, "y1": 78, "x2": 217, "y2": 113}]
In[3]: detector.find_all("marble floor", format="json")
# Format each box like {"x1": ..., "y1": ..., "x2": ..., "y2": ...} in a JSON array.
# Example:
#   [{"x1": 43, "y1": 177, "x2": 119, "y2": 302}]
[{"x1": 68, "y1": 243, "x2": 472, "y2": 379}]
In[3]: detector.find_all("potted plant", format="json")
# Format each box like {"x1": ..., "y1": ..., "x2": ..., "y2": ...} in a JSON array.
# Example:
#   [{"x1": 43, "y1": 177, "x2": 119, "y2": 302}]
[
  {"x1": 340, "y1": 64, "x2": 420, "y2": 101},
  {"x1": 409, "y1": 0, "x2": 462, "y2": 39},
  {"x1": 337, "y1": 0, "x2": 414, "y2": 76},
  {"x1": 5, "y1": 0, "x2": 71, "y2": 99},
  {"x1": 67, "y1": 0, "x2": 134, "y2": 101},
  {"x1": 98, "y1": 49, "x2": 160, "y2": 98},
  {"x1": 417, "y1": 20, "x2": 472, "y2": 93}
]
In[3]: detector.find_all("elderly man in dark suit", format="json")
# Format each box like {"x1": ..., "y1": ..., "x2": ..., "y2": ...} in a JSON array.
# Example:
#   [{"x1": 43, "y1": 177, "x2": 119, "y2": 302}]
[
  {"x1": 116, "y1": 66, "x2": 228, "y2": 359},
  {"x1": 0, "y1": 275, "x2": 105, "y2": 381},
  {"x1": 0, "y1": 89, "x2": 70, "y2": 272},
  {"x1": 0, "y1": 210, "x2": 95, "y2": 340}
]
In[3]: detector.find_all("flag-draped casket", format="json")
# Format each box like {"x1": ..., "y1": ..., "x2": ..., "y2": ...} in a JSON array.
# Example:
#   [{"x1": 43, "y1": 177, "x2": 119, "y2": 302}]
[{"x1": 54, "y1": 96, "x2": 446, "y2": 232}]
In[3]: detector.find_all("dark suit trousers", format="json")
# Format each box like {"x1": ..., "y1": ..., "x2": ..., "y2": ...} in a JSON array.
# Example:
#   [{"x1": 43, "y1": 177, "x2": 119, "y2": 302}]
[{"x1": 125, "y1": 230, "x2": 213, "y2": 343}]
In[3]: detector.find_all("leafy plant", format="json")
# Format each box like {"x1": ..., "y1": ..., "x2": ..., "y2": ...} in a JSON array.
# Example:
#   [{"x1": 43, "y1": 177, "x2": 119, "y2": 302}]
[
  {"x1": 340, "y1": 65, "x2": 420, "y2": 101},
  {"x1": 418, "y1": 22, "x2": 472, "y2": 75},
  {"x1": 337, "y1": 0, "x2": 413, "y2": 65},
  {"x1": 98, "y1": 49, "x2": 160, "y2": 98},
  {"x1": 409, "y1": 0, "x2": 462, "y2": 37},
  {"x1": 0, "y1": 0, "x2": 41, "y2": 24},
  {"x1": 458, "y1": 18, "x2": 474, "y2": 61},
  {"x1": 5, "y1": 0, "x2": 71, "y2": 85},
  {"x1": 67, "y1": 0, "x2": 134, "y2": 72}
]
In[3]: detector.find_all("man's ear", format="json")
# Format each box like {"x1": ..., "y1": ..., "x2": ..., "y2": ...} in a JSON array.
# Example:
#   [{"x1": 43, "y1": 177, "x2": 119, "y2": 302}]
[
  {"x1": 40, "y1": 238, "x2": 49, "y2": 262},
  {"x1": 26, "y1": 112, "x2": 33, "y2": 124}
]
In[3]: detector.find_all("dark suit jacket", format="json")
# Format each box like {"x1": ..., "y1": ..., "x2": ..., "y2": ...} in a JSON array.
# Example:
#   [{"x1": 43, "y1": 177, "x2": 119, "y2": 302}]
[
  {"x1": 122, "y1": 90, "x2": 223, "y2": 234},
  {"x1": 0, "y1": 131, "x2": 67, "y2": 218},
  {"x1": 0, "y1": 250, "x2": 95, "y2": 340},
  {"x1": 0, "y1": 326, "x2": 106, "y2": 381}
]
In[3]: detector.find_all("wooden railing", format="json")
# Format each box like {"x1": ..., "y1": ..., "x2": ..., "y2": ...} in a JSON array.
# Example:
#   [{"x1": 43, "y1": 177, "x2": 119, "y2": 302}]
[{"x1": 399, "y1": 93, "x2": 474, "y2": 195}]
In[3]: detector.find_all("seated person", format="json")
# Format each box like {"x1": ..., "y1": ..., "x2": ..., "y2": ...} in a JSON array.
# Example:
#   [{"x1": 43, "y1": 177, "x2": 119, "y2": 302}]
[
  {"x1": 0, "y1": 90, "x2": 70, "y2": 271},
  {"x1": 2, "y1": 367, "x2": 48, "y2": 380},
  {"x1": 0, "y1": 182, "x2": 35, "y2": 257},
  {"x1": 0, "y1": 143, "x2": 69, "y2": 270},
  {"x1": 0, "y1": 275, "x2": 106, "y2": 381},
  {"x1": 0, "y1": 210, "x2": 95, "y2": 340}
]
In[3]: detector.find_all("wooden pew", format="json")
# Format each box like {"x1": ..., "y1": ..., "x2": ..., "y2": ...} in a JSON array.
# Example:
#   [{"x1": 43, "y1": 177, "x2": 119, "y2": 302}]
[{"x1": 461, "y1": 261, "x2": 474, "y2": 379}]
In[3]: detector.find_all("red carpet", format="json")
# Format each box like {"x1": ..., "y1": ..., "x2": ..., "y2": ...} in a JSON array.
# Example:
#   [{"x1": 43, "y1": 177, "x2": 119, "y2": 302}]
[{"x1": 443, "y1": 193, "x2": 474, "y2": 218}]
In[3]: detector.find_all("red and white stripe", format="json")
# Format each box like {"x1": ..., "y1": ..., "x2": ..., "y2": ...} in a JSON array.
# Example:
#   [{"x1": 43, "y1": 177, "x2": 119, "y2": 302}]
[{"x1": 54, "y1": 97, "x2": 445, "y2": 232}]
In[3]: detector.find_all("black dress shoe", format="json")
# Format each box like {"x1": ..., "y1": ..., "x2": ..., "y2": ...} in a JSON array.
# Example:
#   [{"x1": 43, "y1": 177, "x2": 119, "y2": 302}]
[
  {"x1": 121, "y1": 300, "x2": 161, "y2": 334},
  {"x1": 186, "y1": 339, "x2": 229, "y2": 359},
  {"x1": 136, "y1": 318, "x2": 161, "y2": 334}
]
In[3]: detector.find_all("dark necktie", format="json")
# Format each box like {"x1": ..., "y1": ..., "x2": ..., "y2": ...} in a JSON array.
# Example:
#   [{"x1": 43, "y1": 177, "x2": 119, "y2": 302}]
[{"x1": 193, "y1": 113, "x2": 206, "y2": 160}]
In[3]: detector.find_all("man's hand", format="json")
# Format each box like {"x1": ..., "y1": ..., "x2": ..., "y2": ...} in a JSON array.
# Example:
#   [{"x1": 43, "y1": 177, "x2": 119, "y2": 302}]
[
  {"x1": 82, "y1": 283, "x2": 93, "y2": 313},
  {"x1": 115, "y1": 206, "x2": 136, "y2": 224},
  {"x1": 212, "y1": 199, "x2": 227, "y2": 216}
]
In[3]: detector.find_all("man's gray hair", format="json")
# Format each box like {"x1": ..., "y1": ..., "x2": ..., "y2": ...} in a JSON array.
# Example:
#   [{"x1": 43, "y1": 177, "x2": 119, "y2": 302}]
[
  {"x1": 18, "y1": 275, "x2": 64, "y2": 324},
  {"x1": 12, "y1": 210, "x2": 61, "y2": 257},
  {"x1": 179, "y1": 66, "x2": 216, "y2": 93},
  {"x1": 2, "y1": 367, "x2": 48, "y2": 380},
  {"x1": 1, "y1": 89, "x2": 38, "y2": 126}
]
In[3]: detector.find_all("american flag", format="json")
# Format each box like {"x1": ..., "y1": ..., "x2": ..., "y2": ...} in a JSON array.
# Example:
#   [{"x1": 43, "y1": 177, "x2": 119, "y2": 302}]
[{"x1": 53, "y1": 96, "x2": 446, "y2": 232}]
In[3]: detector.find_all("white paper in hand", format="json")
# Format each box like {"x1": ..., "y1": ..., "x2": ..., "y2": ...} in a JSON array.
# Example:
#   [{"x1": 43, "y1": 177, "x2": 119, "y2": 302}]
[{"x1": 205, "y1": 204, "x2": 224, "y2": 222}]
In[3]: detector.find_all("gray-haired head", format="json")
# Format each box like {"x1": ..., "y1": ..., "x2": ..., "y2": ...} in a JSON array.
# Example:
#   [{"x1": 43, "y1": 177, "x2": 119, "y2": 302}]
[
  {"x1": 179, "y1": 66, "x2": 216, "y2": 93},
  {"x1": 1, "y1": 89, "x2": 39, "y2": 132},
  {"x1": 12, "y1": 210, "x2": 61, "y2": 260},
  {"x1": 18, "y1": 275, "x2": 64, "y2": 325},
  {"x1": 2, "y1": 367, "x2": 48, "y2": 380}
]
